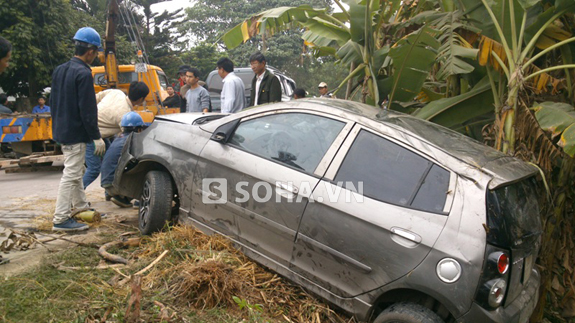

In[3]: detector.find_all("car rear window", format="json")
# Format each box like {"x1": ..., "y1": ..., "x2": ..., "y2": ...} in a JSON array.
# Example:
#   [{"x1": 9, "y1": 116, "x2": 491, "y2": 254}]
[
  {"x1": 334, "y1": 130, "x2": 450, "y2": 214},
  {"x1": 486, "y1": 177, "x2": 542, "y2": 247}
]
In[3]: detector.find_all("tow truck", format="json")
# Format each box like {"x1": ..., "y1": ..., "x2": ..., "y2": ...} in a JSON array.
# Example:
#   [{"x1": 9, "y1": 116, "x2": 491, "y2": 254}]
[{"x1": 0, "y1": 0, "x2": 177, "y2": 171}]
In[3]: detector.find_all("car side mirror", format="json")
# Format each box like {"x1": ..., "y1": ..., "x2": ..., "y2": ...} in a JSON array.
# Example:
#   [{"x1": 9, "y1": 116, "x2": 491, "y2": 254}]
[
  {"x1": 210, "y1": 119, "x2": 240, "y2": 144},
  {"x1": 212, "y1": 132, "x2": 227, "y2": 142}
]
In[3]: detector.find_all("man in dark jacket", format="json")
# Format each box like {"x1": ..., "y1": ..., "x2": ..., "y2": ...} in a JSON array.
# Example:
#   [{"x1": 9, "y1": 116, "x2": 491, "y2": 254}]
[
  {"x1": 50, "y1": 27, "x2": 104, "y2": 232},
  {"x1": 248, "y1": 52, "x2": 282, "y2": 107}
]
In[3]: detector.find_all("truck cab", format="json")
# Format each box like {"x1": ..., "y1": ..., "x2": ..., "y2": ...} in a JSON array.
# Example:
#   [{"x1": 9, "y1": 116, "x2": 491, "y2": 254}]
[{"x1": 92, "y1": 64, "x2": 178, "y2": 122}]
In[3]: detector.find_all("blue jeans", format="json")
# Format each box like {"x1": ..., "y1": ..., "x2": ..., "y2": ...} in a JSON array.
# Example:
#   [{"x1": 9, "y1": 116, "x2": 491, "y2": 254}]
[
  {"x1": 83, "y1": 138, "x2": 111, "y2": 189},
  {"x1": 101, "y1": 134, "x2": 128, "y2": 188}
]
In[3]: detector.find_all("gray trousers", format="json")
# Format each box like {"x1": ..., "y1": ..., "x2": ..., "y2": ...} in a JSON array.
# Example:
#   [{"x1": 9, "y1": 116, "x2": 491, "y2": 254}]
[{"x1": 53, "y1": 143, "x2": 90, "y2": 224}]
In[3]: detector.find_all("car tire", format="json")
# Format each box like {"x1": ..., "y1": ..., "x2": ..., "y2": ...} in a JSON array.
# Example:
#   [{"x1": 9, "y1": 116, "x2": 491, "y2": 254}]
[
  {"x1": 374, "y1": 303, "x2": 444, "y2": 323},
  {"x1": 138, "y1": 170, "x2": 173, "y2": 235}
]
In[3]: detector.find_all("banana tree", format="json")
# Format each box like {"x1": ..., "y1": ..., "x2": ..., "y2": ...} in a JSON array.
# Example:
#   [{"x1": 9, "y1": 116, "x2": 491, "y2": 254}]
[
  {"x1": 222, "y1": 0, "x2": 441, "y2": 106},
  {"x1": 466, "y1": 0, "x2": 575, "y2": 154}
]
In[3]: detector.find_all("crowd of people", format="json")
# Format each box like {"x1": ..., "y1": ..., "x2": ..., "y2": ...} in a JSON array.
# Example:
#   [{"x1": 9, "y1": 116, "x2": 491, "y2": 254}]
[{"x1": 0, "y1": 25, "x2": 336, "y2": 233}]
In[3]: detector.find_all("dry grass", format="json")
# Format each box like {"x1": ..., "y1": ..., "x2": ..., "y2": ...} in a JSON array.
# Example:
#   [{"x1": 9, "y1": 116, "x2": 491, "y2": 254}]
[{"x1": 133, "y1": 225, "x2": 355, "y2": 323}]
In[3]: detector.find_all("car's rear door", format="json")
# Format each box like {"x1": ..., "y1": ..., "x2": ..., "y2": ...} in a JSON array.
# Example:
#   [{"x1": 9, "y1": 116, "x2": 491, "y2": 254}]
[
  {"x1": 290, "y1": 125, "x2": 456, "y2": 297},
  {"x1": 191, "y1": 110, "x2": 353, "y2": 267}
]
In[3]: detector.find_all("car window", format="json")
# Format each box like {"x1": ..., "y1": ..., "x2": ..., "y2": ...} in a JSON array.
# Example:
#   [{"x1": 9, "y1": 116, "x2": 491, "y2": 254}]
[
  {"x1": 230, "y1": 113, "x2": 345, "y2": 173},
  {"x1": 334, "y1": 129, "x2": 449, "y2": 213}
]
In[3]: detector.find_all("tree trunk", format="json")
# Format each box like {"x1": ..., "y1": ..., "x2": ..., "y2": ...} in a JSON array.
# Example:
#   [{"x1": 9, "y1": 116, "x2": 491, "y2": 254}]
[
  {"x1": 345, "y1": 62, "x2": 356, "y2": 100},
  {"x1": 27, "y1": 67, "x2": 41, "y2": 113}
]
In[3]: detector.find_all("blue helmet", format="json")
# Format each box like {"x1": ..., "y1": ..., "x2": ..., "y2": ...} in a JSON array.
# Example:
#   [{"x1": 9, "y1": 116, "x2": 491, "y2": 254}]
[
  {"x1": 121, "y1": 112, "x2": 144, "y2": 128},
  {"x1": 73, "y1": 27, "x2": 101, "y2": 48}
]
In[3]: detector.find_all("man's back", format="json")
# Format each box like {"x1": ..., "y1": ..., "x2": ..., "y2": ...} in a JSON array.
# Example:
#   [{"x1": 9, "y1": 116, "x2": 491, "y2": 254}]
[
  {"x1": 221, "y1": 72, "x2": 246, "y2": 113},
  {"x1": 96, "y1": 89, "x2": 131, "y2": 138},
  {"x1": 50, "y1": 57, "x2": 100, "y2": 144}
]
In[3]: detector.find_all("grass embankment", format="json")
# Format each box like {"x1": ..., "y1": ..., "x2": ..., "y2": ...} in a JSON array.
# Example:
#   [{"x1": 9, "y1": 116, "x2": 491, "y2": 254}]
[{"x1": 0, "y1": 226, "x2": 354, "y2": 323}]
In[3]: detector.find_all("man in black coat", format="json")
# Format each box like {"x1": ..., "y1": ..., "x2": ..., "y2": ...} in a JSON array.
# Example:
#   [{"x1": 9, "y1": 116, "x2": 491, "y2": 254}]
[
  {"x1": 50, "y1": 27, "x2": 104, "y2": 232},
  {"x1": 248, "y1": 52, "x2": 282, "y2": 107}
]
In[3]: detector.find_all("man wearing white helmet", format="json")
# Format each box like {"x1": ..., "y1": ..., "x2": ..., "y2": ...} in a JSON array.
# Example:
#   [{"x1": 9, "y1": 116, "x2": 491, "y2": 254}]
[{"x1": 50, "y1": 27, "x2": 104, "y2": 232}]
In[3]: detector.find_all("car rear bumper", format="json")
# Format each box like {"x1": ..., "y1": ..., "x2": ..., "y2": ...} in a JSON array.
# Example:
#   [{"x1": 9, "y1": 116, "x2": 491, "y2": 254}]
[{"x1": 457, "y1": 268, "x2": 540, "y2": 323}]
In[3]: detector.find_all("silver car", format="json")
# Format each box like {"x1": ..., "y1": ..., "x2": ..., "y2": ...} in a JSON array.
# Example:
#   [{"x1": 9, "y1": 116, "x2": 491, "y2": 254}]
[{"x1": 110, "y1": 99, "x2": 542, "y2": 323}]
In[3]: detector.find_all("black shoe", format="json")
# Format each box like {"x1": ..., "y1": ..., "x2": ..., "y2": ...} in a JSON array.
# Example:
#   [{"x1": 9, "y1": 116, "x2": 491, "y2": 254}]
[{"x1": 111, "y1": 196, "x2": 132, "y2": 208}]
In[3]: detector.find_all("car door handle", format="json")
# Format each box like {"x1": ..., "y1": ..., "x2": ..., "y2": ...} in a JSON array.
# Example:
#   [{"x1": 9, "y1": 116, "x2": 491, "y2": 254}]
[
  {"x1": 390, "y1": 227, "x2": 422, "y2": 248},
  {"x1": 276, "y1": 182, "x2": 298, "y2": 194}
]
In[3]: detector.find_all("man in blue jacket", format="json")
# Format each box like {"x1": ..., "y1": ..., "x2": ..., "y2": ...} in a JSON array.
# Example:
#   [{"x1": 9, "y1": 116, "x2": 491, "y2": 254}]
[
  {"x1": 101, "y1": 111, "x2": 146, "y2": 208},
  {"x1": 50, "y1": 27, "x2": 105, "y2": 232}
]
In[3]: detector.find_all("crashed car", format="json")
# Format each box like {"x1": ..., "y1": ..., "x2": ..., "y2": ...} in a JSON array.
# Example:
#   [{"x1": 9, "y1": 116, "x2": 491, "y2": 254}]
[{"x1": 110, "y1": 99, "x2": 542, "y2": 323}]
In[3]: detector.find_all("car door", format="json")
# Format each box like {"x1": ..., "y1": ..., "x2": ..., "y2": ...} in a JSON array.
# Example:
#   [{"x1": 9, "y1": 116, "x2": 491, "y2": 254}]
[
  {"x1": 191, "y1": 111, "x2": 353, "y2": 267},
  {"x1": 290, "y1": 125, "x2": 456, "y2": 297}
]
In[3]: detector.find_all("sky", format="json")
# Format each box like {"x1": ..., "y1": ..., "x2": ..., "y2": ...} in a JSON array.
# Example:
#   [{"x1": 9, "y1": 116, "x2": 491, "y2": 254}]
[
  {"x1": 151, "y1": 0, "x2": 195, "y2": 14},
  {"x1": 150, "y1": 0, "x2": 345, "y2": 15}
]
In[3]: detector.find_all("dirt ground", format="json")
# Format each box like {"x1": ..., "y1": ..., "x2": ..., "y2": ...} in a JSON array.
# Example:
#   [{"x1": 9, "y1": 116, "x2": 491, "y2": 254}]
[{"x1": 0, "y1": 169, "x2": 138, "y2": 276}]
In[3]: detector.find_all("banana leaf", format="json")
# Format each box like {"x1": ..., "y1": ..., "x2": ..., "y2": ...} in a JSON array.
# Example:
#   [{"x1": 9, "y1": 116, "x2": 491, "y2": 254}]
[
  {"x1": 388, "y1": 26, "x2": 440, "y2": 104},
  {"x1": 300, "y1": 18, "x2": 350, "y2": 47},
  {"x1": 533, "y1": 101, "x2": 575, "y2": 157},
  {"x1": 222, "y1": 6, "x2": 331, "y2": 49},
  {"x1": 412, "y1": 77, "x2": 494, "y2": 129}
]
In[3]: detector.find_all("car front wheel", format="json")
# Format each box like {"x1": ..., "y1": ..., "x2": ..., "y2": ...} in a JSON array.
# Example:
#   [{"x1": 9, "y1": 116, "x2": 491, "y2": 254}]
[
  {"x1": 139, "y1": 170, "x2": 173, "y2": 235},
  {"x1": 374, "y1": 303, "x2": 444, "y2": 323}
]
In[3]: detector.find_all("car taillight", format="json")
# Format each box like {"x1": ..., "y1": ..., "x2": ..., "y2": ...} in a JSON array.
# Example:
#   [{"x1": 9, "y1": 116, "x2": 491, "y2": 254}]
[
  {"x1": 497, "y1": 253, "x2": 509, "y2": 274},
  {"x1": 487, "y1": 279, "x2": 507, "y2": 308},
  {"x1": 475, "y1": 246, "x2": 511, "y2": 310}
]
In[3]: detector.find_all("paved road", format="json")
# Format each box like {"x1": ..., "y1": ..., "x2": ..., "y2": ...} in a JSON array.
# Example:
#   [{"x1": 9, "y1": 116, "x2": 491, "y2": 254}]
[{"x1": 0, "y1": 167, "x2": 138, "y2": 276}]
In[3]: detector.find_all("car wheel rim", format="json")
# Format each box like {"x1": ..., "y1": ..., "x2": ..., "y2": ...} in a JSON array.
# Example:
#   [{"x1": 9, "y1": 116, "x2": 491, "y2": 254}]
[{"x1": 140, "y1": 179, "x2": 151, "y2": 227}]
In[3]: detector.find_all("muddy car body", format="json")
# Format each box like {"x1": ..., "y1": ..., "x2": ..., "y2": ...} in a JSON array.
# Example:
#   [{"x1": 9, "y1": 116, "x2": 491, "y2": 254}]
[{"x1": 111, "y1": 99, "x2": 541, "y2": 322}]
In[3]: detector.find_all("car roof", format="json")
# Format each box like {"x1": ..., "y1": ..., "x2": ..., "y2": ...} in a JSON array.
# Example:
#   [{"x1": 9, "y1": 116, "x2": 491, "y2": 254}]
[
  {"x1": 158, "y1": 99, "x2": 537, "y2": 188},
  {"x1": 291, "y1": 99, "x2": 537, "y2": 187}
]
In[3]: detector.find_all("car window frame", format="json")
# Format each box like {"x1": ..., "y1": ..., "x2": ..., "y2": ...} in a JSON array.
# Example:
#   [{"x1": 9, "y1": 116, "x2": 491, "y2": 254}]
[
  {"x1": 225, "y1": 110, "x2": 355, "y2": 178},
  {"x1": 324, "y1": 123, "x2": 456, "y2": 214}
]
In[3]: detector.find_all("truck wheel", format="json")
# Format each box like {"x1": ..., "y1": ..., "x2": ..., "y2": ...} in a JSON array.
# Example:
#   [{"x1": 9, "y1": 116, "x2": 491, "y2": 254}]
[
  {"x1": 139, "y1": 170, "x2": 173, "y2": 235},
  {"x1": 374, "y1": 303, "x2": 444, "y2": 323}
]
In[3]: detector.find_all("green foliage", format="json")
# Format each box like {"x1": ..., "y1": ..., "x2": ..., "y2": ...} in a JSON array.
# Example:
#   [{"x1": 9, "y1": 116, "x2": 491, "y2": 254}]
[
  {"x1": 288, "y1": 57, "x2": 349, "y2": 98},
  {"x1": 413, "y1": 77, "x2": 494, "y2": 130},
  {"x1": 232, "y1": 296, "x2": 264, "y2": 322},
  {"x1": 533, "y1": 101, "x2": 575, "y2": 157},
  {"x1": 183, "y1": 0, "x2": 331, "y2": 44},
  {"x1": 183, "y1": 0, "x2": 330, "y2": 72},
  {"x1": 387, "y1": 27, "x2": 441, "y2": 104},
  {"x1": 0, "y1": 0, "x2": 98, "y2": 99},
  {"x1": 178, "y1": 43, "x2": 221, "y2": 82}
]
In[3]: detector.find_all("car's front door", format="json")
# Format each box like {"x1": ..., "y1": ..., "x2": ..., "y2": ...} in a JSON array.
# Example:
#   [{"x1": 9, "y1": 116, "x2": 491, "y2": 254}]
[
  {"x1": 192, "y1": 111, "x2": 352, "y2": 267},
  {"x1": 290, "y1": 126, "x2": 455, "y2": 297}
]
